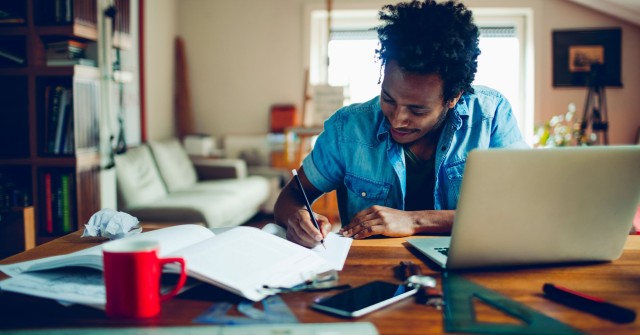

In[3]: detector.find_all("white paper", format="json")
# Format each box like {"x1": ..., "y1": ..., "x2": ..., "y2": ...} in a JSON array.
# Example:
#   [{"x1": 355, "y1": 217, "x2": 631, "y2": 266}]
[
  {"x1": 0, "y1": 269, "x2": 106, "y2": 307},
  {"x1": 82, "y1": 208, "x2": 142, "y2": 240},
  {"x1": 313, "y1": 233, "x2": 352, "y2": 271},
  {"x1": 261, "y1": 223, "x2": 352, "y2": 271}
]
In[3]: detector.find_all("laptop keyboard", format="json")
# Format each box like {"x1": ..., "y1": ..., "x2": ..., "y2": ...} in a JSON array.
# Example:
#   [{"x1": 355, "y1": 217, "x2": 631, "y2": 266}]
[{"x1": 435, "y1": 247, "x2": 449, "y2": 256}]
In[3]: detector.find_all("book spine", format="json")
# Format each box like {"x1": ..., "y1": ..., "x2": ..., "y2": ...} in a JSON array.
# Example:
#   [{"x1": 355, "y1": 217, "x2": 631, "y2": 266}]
[
  {"x1": 58, "y1": 94, "x2": 73, "y2": 154},
  {"x1": 44, "y1": 172, "x2": 53, "y2": 234},
  {"x1": 62, "y1": 109, "x2": 75, "y2": 154},
  {"x1": 47, "y1": 86, "x2": 63, "y2": 154},
  {"x1": 65, "y1": 0, "x2": 72, "y2": 23},
  {"x1": 54, "y1": 172, "x2": 63, "y2": 233},
  {"x1": 53, "y1": 88, "x2": 69, "y2": 154},
  {"x1": 0, "y1": 50, "x2": 25, "y2": 64},
  {"x1": 55, "y1": 0, "x2": 62, "y2": 23},
  {"x1": 61, "y1": 173, "x2": 71, "y2": 233}
]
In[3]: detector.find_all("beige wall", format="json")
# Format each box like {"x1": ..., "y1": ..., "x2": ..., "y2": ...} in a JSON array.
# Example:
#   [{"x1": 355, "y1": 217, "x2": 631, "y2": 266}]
[
  {"x1": 145, "y1": 0, "x2": 640, "y2": 144},
  {"x1": 144, "y1": 0, "x2": 178, "y2": 140}
]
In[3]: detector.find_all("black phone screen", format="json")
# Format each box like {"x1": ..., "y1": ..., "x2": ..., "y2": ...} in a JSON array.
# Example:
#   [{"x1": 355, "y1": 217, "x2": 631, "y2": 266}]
[{"x1": 311, "y1": 280, "x2": 416, "y2": 317}]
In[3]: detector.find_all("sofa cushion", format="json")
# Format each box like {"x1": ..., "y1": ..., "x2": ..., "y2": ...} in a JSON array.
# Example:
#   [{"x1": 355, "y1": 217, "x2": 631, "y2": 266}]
[
  {"x1": 115, "y1": 145, "x2": 168, "y2": 207},
  {"x1": 148, "y1": 139, "x2": 198, "y2": 192},
  {"x1": 125, "y1": 175, "x2": 271, "y2": 228}
]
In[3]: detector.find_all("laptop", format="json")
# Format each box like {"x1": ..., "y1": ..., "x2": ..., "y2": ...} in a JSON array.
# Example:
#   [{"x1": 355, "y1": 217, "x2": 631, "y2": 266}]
[{"x1": 407, "y1": 146, "x2": 640, "y2": 270}]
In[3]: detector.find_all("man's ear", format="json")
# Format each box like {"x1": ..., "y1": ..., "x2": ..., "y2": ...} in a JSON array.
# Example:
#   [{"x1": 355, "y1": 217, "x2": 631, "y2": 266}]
[{"x1": 447, "y1": 92, "x2": 463, "y2": 109}]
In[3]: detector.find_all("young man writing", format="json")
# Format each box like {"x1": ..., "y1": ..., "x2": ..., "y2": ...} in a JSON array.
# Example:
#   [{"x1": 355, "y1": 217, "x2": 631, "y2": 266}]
[{"x1": 275, "y1": 0, "x2": 527, "y2": 248}]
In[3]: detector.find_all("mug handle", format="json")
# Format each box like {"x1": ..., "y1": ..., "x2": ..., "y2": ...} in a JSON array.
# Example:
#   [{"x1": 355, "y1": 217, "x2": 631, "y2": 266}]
[{"x1": 158, "y1": 257, "x2": 188, "y2": 302}]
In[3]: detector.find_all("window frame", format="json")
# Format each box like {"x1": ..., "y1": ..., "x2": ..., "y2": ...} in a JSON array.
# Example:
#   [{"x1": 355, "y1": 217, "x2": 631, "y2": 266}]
[{"x1": 304, "y1": 4, "x2": 534, "y2": 143}]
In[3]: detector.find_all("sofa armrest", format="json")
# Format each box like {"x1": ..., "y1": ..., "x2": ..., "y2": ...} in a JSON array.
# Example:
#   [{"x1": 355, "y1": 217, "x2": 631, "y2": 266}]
[{"x1": 190, "y1": 157, "x2": 248, "y2": 180}]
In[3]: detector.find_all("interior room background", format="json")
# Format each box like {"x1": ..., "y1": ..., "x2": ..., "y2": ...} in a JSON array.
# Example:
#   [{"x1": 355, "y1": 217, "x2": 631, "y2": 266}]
[{"x1": 143, "y1": 0, "x2": 640, "y2": 145}]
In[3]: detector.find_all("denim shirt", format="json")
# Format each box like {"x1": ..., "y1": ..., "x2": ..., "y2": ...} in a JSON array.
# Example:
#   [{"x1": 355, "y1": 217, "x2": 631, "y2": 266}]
[{"x1": 302, "y1": 85, "x2": 528, "y2": 224}]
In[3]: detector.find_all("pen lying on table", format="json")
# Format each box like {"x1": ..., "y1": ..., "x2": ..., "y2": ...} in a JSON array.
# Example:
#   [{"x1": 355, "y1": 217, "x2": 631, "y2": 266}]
[{"x1": 543, "y1": 283, "x2": 636, "y2": 323}]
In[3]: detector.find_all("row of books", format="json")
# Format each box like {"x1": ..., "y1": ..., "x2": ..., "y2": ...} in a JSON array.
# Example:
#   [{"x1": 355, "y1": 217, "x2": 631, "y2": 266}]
[
  {"x1": 1, "y1": 0, "x2": 101, "y2": 26},
  {"x1": 0, "y1": 42, "x2": 97, "y2": 68},
  {"x1": 0, "y1": 176, "x2": 31, "y2": 209},
  {"x1": 0, "y1": 7, "x2": 25, "y2": 24},
  {"x1": 44, "y1": 85, "x2": 75, "y2": 155},
  {"x1": 45, "y1": 39, "x2": 96, "y2": 67},
  {"x1": 38, "y1": 0, "x2": 97, "y2": 27},
  {"x1": 42, "y1": 170, "x2": 75, "y2": 234}
]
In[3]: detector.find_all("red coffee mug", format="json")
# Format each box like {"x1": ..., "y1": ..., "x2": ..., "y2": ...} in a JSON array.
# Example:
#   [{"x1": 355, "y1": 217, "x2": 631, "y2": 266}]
[{"x1": 103, "y1": 239, "x2": 187, "y2": 319}]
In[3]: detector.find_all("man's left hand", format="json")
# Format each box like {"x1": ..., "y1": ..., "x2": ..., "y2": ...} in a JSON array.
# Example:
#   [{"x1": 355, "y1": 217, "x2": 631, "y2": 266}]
[{"x1": 339, "y1": 205, "x2": 418, "y2": 239}]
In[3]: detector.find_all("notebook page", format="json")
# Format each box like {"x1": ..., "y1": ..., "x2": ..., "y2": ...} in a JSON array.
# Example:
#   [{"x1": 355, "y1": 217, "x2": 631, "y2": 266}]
[
  {"x1": 0, "y1": 224, "x2": 214, "y2": 277},
  {"x1": 173, "y1": 226, "x2": 332, "y2": 301},
  {"x1": 261, "y1": 223, "x2": 352, "y2": 271}
]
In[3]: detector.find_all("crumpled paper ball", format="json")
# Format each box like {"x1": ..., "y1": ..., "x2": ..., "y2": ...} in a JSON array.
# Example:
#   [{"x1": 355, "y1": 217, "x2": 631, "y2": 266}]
[{"x1": 82, "y1": 208, "x2": 142, "y2": 240}]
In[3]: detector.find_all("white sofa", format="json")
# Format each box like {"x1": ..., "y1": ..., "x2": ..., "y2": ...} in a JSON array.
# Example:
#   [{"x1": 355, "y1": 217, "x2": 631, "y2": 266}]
[{"x1": 114, "y1": 139, "x2": 271, "y2": 228}]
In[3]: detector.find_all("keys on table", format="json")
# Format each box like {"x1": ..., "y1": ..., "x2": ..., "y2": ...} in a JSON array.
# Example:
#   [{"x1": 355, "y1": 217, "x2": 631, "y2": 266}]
[{"x1": 396, "y1": 261, "x2": 444, "y2": 309}]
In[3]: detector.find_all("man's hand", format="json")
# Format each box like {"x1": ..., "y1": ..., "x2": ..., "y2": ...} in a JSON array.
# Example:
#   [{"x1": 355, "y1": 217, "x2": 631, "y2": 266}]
[
  {"x1": 339, "y1": 205, "x2": 418, "y2": 239},
  {"x1": 285, "y1": 209, "x2": 332, "y2": 248}
]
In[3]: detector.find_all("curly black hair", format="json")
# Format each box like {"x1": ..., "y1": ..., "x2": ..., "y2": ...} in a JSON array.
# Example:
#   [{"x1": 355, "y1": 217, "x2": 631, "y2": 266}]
[{"x1": 376, "y1": 0, "x2": 480, "y2": 102}]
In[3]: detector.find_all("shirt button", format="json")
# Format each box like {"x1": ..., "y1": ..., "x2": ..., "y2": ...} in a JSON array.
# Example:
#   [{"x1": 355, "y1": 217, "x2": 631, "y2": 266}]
[{"x1": 361, "y1": 192, "x2": 367, "y2": 198}]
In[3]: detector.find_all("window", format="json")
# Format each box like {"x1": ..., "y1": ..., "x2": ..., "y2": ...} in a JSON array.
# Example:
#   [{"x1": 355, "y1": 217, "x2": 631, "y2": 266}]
[{"x1": 306, "y1": 7, "x2": 533, "y2": 142}]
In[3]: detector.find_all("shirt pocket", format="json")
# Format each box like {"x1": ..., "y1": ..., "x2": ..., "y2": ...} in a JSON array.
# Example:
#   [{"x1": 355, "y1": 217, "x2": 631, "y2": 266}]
[
  {"x1": 443, "y1": 160, "x2": 466, "y2": 208},
  {"x1": 344, "y1": 173, "x2": 390, "y2": 203},
  {"x1": 444, "y1": 160, "x2": 466, "y2": 180}
]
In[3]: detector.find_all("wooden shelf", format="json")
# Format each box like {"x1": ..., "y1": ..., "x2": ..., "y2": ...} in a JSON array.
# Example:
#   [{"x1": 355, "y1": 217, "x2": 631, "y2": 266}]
[
  {"x1": 0, "y1": 0, "x2": 106, "y2": 243},
  {"x1": 35, "y1": 23, "x2": 98, "y2": 41},
  {"x1": 34, "y1": 64, "x2": 99, "y2": 77},
  {"x1": 0, "y1": 67, "x2": 28, "y2": 75},
  {"x1": 0, "y1": 26, "x2": 27, "y2": 35}
]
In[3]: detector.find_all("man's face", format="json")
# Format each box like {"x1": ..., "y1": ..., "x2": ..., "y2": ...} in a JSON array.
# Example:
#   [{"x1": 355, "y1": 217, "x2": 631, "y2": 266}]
[{"x1": 380, "y1": 60, "x2": 459, "y2": 145}]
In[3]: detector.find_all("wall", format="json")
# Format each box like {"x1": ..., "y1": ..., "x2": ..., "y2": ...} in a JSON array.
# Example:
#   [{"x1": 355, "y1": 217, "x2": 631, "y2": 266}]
[
  {"x1": 143, "y1": 0, "x2": 639, "y2": 144},
  {"x1": 532, "y1": 0, "x2": 640, "y2": 144},
  {"x1": 144, "y1": 0, "x2": 178, "y2": 140},
  {"x1": 175, "y1": 0, "x2": 306, "y2": 138}
]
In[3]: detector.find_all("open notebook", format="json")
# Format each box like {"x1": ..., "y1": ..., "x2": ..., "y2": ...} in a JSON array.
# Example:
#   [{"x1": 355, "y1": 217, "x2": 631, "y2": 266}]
[
  {"x1": 408, "y1": 146, "x2": 640, "y2": 270},
  {"x1": 0, "y1": 224, "x2": 352, "y2": 307}
]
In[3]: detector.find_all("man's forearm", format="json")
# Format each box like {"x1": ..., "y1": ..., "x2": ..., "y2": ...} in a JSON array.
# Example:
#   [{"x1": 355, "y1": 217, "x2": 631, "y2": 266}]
[
  {"x1": 273, "y1": 184, "x2": 305, "y2": 228},
  {"x1": 413, "y1": 210, "x2": 455, "y2": 234}
]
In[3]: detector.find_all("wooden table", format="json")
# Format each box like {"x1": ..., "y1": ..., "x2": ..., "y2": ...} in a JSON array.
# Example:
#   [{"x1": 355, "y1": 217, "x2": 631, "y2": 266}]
[{"x1": 1, "y1": 230, "x2": 639, "y2": 334}]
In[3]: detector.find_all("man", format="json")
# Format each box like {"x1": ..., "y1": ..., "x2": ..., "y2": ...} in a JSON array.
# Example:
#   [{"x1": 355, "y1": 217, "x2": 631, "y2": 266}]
[{"x1": 274, "y1": 0, "x2": 527, "y2": 248}]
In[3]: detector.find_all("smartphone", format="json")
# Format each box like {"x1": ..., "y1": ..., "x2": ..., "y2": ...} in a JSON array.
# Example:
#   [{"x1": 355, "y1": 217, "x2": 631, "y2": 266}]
[{"x1": 310, "y1": 280, "x2": 418, "y2": 318}]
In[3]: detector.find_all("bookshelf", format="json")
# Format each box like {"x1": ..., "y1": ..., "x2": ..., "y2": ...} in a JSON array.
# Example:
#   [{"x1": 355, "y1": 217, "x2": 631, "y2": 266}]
[{"x1": 0, "y1": 0, "x2": 132, "y2": 244}]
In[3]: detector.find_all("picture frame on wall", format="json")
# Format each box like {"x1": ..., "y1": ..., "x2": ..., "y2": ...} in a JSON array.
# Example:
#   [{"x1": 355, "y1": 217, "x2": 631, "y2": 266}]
[{"x1": 552, "y1": 28, "x2": 622, "y2": 87}]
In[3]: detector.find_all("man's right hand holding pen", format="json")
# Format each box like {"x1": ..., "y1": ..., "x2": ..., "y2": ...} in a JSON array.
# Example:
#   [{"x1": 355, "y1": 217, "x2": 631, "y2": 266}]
[
  {"x1": 274, "y1": 167, "x2": 332, "y2": 249},
  {"x1": 285, "y1": 208, "x2": 331, "y2": 248}
]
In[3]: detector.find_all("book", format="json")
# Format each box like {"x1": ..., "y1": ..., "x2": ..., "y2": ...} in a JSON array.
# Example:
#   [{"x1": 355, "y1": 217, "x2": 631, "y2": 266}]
[
  {"x1": 46, "y1": 86, "x2": 64, "y2": 154},
  {"x1": 54, "y1": 173, "x2": 63, "y2": 232},
  {"x1": 61, "y1": 110, "x2": 75, "y2": 154},
  {"x1": 60, "y1": 173, "x2": 71, "y2": 233},
  {"x1": 46, "y1": 58, "x2": 96, "y2": 67},
  {"x1": 0, "y1": 49, "x2": 25, "y2": 64},
  {"x1": 53, "y1": 88, "x2": 69, "y2": 154},
  {"x1": 0, "y1": 17, "x2": 25, "y2": 24},
  {"x1": 0, "y1": 224, "x2": 335, "y2": 302},
  {"x1": 43, "y1": 172, "x2": 53, "y2": 234},
  {"x1": 0, "y1": 9, "x2": 25, "y2": 24}
]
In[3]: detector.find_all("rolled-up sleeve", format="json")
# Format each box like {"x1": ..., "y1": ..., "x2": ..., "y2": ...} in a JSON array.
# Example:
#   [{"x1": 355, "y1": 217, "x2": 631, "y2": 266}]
[
  {"x1": 302, "y1": 113, "x2": 346, "y2": 193},
  {"x1": 490, "y1": 96, "x2": 529, "y2": 149}
]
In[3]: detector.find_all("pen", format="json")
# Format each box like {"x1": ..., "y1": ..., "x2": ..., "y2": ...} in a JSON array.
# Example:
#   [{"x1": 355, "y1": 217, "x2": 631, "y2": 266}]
[
  {"x1": 543, "y1": 283, "x2": 636, "y2": 323},
  {"x1": 291, "y1": 169, "x2": 326, "y2": 249}
]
